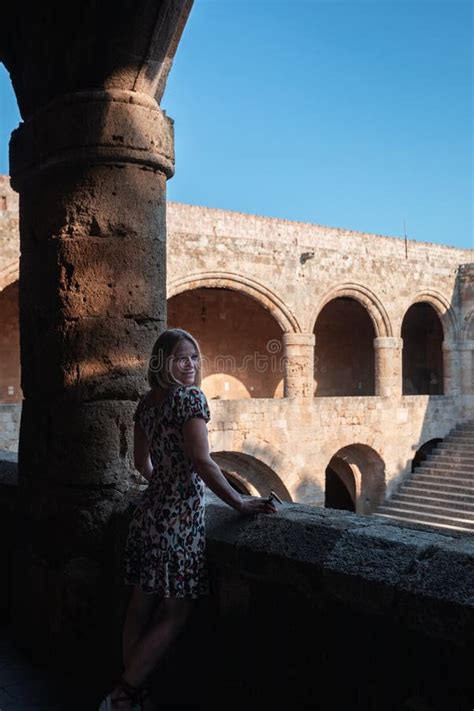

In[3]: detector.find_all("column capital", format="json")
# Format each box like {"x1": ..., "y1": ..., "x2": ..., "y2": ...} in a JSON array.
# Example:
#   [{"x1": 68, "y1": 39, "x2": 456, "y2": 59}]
[
  {"x1": 459, "y1": 340, "x2": 474, "y2": 351},
  {"x1": 10, "y1": 89, "x2": 175, "y2": 189},
  {"x1": 442, "y1": 340, "x2": 459, "y2": 351},
  {"x1": 373, "y1": 337, "x2": 403, "y2": 349}
]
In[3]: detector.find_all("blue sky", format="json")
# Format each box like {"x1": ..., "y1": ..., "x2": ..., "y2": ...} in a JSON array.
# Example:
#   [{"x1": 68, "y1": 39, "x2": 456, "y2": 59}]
[{"x1": 1, "y1": 0, "x2": 472, "y2": 249}]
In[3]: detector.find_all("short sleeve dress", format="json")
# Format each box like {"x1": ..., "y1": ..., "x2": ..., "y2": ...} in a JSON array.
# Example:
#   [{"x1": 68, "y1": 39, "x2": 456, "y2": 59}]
[{"x1": 124, "y1": 385, "x2": 211, "y2": 598}]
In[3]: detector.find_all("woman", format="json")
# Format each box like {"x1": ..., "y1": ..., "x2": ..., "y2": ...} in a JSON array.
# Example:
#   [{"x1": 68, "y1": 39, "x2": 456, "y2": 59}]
[{"x1": 99, "y1": 328, "x2": 276, "y2": 710}]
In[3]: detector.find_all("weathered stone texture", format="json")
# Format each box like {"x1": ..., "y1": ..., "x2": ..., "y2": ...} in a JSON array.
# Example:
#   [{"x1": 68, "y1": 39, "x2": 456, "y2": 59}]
[
  {"x1": 1, "y1": 197, "x2": 473, "y2": 506},
  {"x1": 165, "y1": 202, "x2": 473, "y2": 504},
  {"x1": 0, "y1": 176, "x2": 19, "y2": 291}
]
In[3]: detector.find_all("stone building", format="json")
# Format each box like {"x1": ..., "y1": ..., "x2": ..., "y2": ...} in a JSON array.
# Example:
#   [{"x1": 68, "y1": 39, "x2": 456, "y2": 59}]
[
  {"x1": 0, "y1": 4, "x2": 473, "y2": 706},
  {"x1": 2, "y1": 174, "x2": 473, "y2": 517}
]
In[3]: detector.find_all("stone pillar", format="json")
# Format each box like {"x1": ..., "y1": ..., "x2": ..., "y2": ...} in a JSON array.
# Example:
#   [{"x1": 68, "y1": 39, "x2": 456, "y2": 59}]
[
  {"x1": 283, "y1": 333, "x2": 315, "y2": 397},
  {"x1": 458, "y1": 264, "x2": 474, "y2": 417},
  {"x1": 374, "y1": 337, "x2": 402, "y2": 398},
  {"x1": 9, "y1": 89, "x2": 173, "y2": 558},
  {"x1": 459, "y1": 342, "x2": 474, "y2": 395},
  {"x1": 442, "y1": 341, "x2": 460, "y2": 397}
]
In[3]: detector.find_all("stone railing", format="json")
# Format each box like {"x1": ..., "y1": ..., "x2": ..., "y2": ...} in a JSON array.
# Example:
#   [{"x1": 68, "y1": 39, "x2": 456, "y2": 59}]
[
  {"x1": 197, "y1": 501, "x2": 473, "y2": 707},
  {"x1": 0, "y1": 457, "x2": 472, "y2": 708}
]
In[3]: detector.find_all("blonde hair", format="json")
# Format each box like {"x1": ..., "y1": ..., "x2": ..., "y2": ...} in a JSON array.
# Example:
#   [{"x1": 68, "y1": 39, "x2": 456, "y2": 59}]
[{"x1": 148, "y1": 328, "x2": 202, "y2": 389}]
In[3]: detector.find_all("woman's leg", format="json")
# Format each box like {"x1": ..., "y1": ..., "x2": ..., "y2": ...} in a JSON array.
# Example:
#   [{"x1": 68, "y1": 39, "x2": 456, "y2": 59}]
[
  {"x1": 122, "y1": 587, "x2": 159, "y2": 668},
  {"x1": 122, "y1": 597, "x2": 194, "y2": 688},
  {"x1": 110, "y1": 596, "x2": 194, "y2": 707}
]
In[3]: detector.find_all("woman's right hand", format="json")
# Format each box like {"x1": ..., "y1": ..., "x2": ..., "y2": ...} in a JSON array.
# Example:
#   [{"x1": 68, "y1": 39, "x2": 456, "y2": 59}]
[{"x1": 239, "y1": 496, "x2": 277, "y2": 515}]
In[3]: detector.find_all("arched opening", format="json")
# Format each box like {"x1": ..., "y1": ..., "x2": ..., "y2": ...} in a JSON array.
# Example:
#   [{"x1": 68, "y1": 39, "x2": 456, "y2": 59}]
[
  {"x1": 325, "y1": 458, "x2": 356, "y2": 512},
  {"x1": 313, "y1": 297, "x2": 375, "y2": 396},
  {"x1": 402, "y1": 303, "x2": 444, "y2": 395},
  {"x1": 411, "y1": 438, "x2": 443, "y2": 472},
  {"x1": 221, "y1": 471, "x2": 252, "y2": 496},
  {"x1": 210, "y1": 451, "x2": 291, "y2": 501},
  {"x1": 168, "y1": 287, "x2": 284, "y2": 399},
  {"x1": 325, "y1": 444, "x2": 385, "y2": 514},
  {"x1": 0, "y1": 281, "x2": 21, "y2": 452},
  {"x1": 0, "y1": 281, "x2": 20, "y2": 404}
]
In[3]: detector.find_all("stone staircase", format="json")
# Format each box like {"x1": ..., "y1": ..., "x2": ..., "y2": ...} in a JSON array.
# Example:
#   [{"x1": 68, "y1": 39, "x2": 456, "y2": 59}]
[{"x1": 374, "y1": 421, "x2": 474, "y2": 533}]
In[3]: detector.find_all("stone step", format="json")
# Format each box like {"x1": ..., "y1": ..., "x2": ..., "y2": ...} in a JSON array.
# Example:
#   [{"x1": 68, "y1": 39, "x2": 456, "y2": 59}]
[
  {"x1": 438, "y1": 442, "x2": 474, "y2": 453},
  {"x1": 454, "y1": 422, "x2": 474, "y2": 431},
  {"x1": 394, "y1": 491, "x2": 474, "y2": 510},
  {"x1": 415, "y1": 467, "x2": 474, "y2": 481},
  {"x1": 429, "y1": 448, "x2": 474, "y2": 458},
  {"x1": 402, "y1": 478, "x2": 474, "y2": 495},
  {"x1": 419, "y1": 460, "x2": 474, "y2": 472},
  {"x1": 375, "y1": 506, "x2": 474, "y2": 530},
  {"x1": 428, "y1": 452, "x2": 474, "y2": 465},
  {"x1": 373, "y1": 511, "x2": 474, "y2": 533},
  {"x1": 374, "y1": 421, "x2": 474, "y2": 533},
  {"x1": 398, "y1": 485, "x2": 474, "y2": 503},
  {"x1": 444, "y1": 434, "x2": 474, "y2": 444},
  {"x1": 387, "y1": 497, "x2": 474, "y2": 517}
]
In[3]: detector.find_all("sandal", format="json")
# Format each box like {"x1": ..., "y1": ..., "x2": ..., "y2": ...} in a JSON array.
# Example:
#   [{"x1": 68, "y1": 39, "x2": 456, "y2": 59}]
[{"x1": 98, "y1": 678, "x2": 147, "y2": 710}]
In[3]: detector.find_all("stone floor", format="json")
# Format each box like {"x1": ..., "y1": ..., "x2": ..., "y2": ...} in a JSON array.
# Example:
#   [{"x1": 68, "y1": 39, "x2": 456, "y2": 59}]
[{"x1": 0, "y1": 623, "x2": 96, "y2": 710}]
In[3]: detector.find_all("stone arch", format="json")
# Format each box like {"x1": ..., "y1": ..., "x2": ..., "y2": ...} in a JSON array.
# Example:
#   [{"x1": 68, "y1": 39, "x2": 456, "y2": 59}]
[
  {"x1": 324, "y1": 443, "x2": 386, "y2": 514},
  {"x1": 313, "y1": 295, "x2": 377, "y2": 396},
  {"x1": 168, "y1": 281, "x2": 289, "y2": 399},
  {"x1": 308, "y1": 283, "x2": 392, "y2": 337},
  {"x1": 0, "y1": 263, "x2": 19, "y2": 293},
  {"x1": 202, "y1": 373, "x2": 251, "y2": 400},
  {"x1": 398, "y1": 291, "x2": 459, "y2": 343},
  {"x1": 211, "y1": 451, "x2": 291, "y2": 501},
  {"x1": 208, "y1": 431, "x2": 294, "y2": 500},
  {"x1": 411, "y1": 438, "x2": 443, "y2": 473},
  {"x1": 169, "y1": 272, "x2": 301, "y2": 334}
]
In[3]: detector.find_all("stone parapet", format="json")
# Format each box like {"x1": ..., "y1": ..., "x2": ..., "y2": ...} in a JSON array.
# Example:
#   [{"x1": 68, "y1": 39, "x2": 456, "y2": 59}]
[
  {"x1": 202, "y1": 501, "x2": 473, "y2": 706},
  {"x1": 206, "y1": 501, "x2": 474, "y2": 643}
]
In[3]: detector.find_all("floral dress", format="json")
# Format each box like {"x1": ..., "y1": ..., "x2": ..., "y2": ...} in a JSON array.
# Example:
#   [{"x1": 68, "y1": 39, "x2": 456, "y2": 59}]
[{"x1": 124, "y1": 385, "x2": 211, "y2": 597}]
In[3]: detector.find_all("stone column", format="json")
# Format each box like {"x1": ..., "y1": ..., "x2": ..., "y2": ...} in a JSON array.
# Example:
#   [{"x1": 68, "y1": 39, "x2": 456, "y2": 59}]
[
  {"x1": 458, "y1": 265, "x2": 474, "y2": 416},
  {"x1": 283, "y1": 333, "x2": 315, "y2": 397},
  {"x1": 442, "y1": 341, "x2": 460, "y2": 397},
  {"x1": 459, "y1": 342, "x2": 474, "y2": 395},
  {"x1": 374, "y1": 337, "x2": 403, "y2": 398},
  {"x1": 10, "y1": 89, "x2": 173, "y2": 558}
]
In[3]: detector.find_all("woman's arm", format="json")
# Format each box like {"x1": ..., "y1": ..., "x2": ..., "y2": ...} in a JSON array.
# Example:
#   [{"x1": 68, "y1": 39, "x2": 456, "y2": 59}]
[
  {"x1": 133, "y1": 422, "x2": 153, "y2": 481},
  {"x1": 183, "y1": 418, "x2": 276, "y2": 515}
]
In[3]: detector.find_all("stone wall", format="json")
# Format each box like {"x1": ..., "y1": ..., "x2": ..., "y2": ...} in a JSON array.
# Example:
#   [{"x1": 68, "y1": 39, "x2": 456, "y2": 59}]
[
  {"x1": 0, "y1": 282, "x2": 21, "y2": 404},
  {"x1": 1, "y1": 461, "x2": 471, "y2": 708},
  {"x1": 208, "y1": 394, "x2": 460, "y2": 508},
  {"x1": 167, "y1": 201, "x2": 471, "y2": 343},
  {"x1": 195, "y1": 501, "x2": 474, "y2": 708},
  {"x1": 0, "y1": 405, "x2": 21, "y2": 452},
  {"x1": 1, "y1": 188, "x2": 472, "y2": 507},
  {"x1": 0, "y1": 176, "x2": 19, "y2": 291}
]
